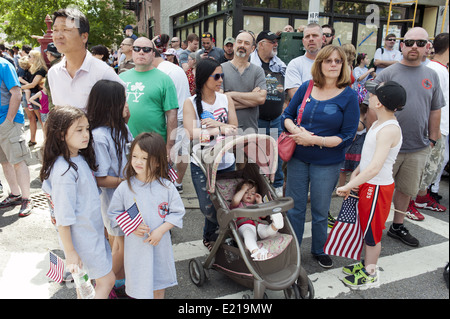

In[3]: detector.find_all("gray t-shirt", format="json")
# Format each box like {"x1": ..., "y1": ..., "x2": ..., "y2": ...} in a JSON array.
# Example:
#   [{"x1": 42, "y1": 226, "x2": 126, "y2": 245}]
[
  {"x1": 108, "y1": 177, "x2": 185, "y2": 299},
  {"x1": 374, "y1": 63, "x2": 445, "y2": 152},
  {"x1": 42, "y1": 155, "x2": 112, "y2": 279},
  {"x1": 221, "y1": 61, "x2": 267, "y2": 132}
]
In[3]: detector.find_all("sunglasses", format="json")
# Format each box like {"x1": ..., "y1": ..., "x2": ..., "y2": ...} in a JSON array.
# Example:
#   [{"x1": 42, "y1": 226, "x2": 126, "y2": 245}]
[
  {"x1": 132, "y1": 46, "x2": 154, "y2": 53},
  {"x1": 323, "y1": 58, "x2": 343, "y2": 65},
  {"x1": 386, "y1": 38, "x2": 396, "y2": 42},
  {"x1": 239, "y1": 30, "x2": 256, "y2": 39},
  {"x1": 209, "y1": 73, "x2": 225, "y2": 80},
  {"x1": 323, "y1": 33, "x2": 334, "y2": 38},
  {"x1": 403, "y1": 39, "x2": 428, "y2": 47},
  {"x1": 202, "y1": 33, "x2": 212, "y2": 38}
]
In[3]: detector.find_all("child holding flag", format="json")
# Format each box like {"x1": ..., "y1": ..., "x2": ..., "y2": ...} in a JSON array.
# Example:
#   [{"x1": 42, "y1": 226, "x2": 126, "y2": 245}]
[
  {"x1": 108, "y1": 132, "x2": 185, "y2": 299},
  {"x1": 336, "y1": 81, "x2": 405, "y2": 289},
  {"x1": 40, "y1": 106, "x2": 115, "y2": 298}
]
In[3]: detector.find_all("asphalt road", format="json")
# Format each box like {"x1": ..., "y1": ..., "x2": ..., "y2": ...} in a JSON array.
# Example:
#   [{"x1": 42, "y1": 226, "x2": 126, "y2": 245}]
[{"x1": 0, "y1": 125, "x2": 448, "y2": 302}]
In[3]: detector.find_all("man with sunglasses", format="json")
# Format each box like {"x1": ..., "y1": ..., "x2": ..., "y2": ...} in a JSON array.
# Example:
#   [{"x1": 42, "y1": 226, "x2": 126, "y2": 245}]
[
  {"x1": 197, "y1": 32, "x2": 225, "y2": 64},
  {"x1": 250, "y1": 30, "x2": 286, "y2": 196},
  {"x1": 118, "y1": 37, "x2": 135, "y2": 74},
  {"x1": 119, "y1": 37, "x2": 178, "y2": 157},
  {"x1": 322, "y1": 24, "x2": 335, "y2": 47},
  {"x1": 373, "y1": 33, "x2": 402, "y2": 74},
  {"x1": 367, "y1": 27, "x2": 445, "y2": 246}
]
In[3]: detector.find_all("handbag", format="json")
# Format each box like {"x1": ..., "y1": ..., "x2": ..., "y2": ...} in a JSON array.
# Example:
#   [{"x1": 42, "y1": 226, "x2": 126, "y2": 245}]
[{"x1": 278, "y1": 80, "x2": 314, "y2": 162}]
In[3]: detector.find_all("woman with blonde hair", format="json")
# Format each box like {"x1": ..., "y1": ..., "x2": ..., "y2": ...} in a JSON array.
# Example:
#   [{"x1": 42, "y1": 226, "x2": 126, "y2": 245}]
[
  {"x1": 21, "y1": 50, "x2": 48, "y2": 146},
  {"x1": 281, "y1": 45, "x2": 360, "y2": 268}
]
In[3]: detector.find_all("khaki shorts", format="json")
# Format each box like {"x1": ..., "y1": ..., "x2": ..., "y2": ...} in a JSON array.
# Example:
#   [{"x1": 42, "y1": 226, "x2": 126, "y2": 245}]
[
  {"x1": 0, "y1": 120, "x2": 31, "y2": 165},
  {"x1": 392, "y1": 147, "x2": 431, "y2": 197}
]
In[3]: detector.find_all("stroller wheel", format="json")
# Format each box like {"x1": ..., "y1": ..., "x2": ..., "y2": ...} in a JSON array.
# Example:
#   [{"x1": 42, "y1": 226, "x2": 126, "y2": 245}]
[
  {"x1": 284, "y1": 283, "x2": 301, "y2": 299},
  {"x1": 189, "y1": 259, "x2": 206, "y2": 287},
  {"x1": 298, "y1": 277, "x2": 315, "y2": 299}
]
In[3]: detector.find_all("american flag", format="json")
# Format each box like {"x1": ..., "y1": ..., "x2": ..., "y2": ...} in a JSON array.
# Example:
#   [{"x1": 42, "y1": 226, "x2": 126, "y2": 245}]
[
  {"x1": 116, "y1": 202, "x2": 144, "y2": 236},
  {"x1": 213, "y1": 107, "x2": 228, "y2": 123},
  {"x1": 46, "y1": 251, "x2": 64, "y2": 283},
  {"x1": 324, "y1": 196, "x2": 364, "y2": 260},
  {"x1": 168, "y1": 162, "x2": 178, "y2": 183}
]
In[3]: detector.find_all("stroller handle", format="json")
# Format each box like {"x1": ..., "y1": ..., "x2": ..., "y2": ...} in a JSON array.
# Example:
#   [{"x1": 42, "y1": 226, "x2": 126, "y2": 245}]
[{"x1": 217, "y1": 197, "x2": 294, "y2": 228}]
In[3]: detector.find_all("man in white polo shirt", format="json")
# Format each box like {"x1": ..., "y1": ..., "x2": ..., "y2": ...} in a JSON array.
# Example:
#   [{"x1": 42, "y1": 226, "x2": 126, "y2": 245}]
[{"x1": 48, "y1": 7, "x2": 124, "y2": 112}]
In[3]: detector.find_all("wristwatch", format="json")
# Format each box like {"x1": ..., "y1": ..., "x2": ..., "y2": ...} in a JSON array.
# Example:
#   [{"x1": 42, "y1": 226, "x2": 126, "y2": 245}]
[{"x1": 429, "y1": 138, "x2": 437, "y2": 146}]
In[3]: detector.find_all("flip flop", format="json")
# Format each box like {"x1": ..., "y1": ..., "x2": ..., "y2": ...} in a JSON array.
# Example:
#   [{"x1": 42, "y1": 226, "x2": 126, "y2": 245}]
[{"x1": 203, "y1": 239, "x2": 213, "y2": 252}]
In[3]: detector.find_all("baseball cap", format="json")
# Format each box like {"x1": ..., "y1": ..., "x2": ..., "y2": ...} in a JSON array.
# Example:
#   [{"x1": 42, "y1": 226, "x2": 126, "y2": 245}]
[
  {"x1": 256, "y1": 30, "x2": 280, "y2": 43},
  {"x1": 224, "y1": 37, "x2": 235, "y2": 45},
  {"x1": 124, "y1": 25, "x2": 133, "y2": 31},
  {"x1": 165, "y1": 48, "x2": 178, "y2": 57},
  {"x1": 365, "y1": 80, "x2": 407, "y2": 111}
]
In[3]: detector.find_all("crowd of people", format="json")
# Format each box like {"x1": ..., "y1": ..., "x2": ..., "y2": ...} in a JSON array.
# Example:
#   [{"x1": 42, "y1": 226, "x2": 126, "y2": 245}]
[{"x1": 0, "y1": 5, "x2": 448, "y2": 298}]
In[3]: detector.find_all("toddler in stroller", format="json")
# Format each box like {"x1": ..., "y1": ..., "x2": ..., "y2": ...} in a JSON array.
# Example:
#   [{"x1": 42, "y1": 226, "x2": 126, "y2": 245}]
[{"x1": 231, "y1": 179, "x2": 284, "y2": 261}]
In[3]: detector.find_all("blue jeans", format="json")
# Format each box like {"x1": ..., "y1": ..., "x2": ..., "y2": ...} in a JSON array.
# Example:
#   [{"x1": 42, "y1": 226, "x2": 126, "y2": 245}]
[
  {"x1": 285, "y1": 157, "x2": 340, "y2": 256},
  {"x1": 258, "y1": 116, "x2": 284, "y2": 188},
  {"x1": 190, "y1": 162, "x2": 235, "y2": 242}
]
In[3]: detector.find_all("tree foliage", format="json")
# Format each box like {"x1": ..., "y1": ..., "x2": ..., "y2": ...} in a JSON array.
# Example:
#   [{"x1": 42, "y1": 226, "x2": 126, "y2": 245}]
[{"x1": 0, "y1": 0, "x2": 136, "y2": 48}]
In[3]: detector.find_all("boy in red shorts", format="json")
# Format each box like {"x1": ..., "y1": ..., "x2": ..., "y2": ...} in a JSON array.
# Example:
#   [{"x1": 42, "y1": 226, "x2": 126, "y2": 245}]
[{"x1": 336, "y1": 80, "x2": 406, "y2": 289}]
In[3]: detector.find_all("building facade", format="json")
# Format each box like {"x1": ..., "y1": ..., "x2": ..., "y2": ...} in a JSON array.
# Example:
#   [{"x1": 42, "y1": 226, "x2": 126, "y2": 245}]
[{"x1": 127, "y1": 0, "x2": 448, "y2": 60}]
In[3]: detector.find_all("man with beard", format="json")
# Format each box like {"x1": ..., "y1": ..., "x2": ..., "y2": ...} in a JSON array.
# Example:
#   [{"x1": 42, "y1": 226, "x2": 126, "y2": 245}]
[
  {"x1": 373, "y1": 33, "x2": 402, "y2": 74},
  {"x1": 369, "y1": 27, "x2": 445, "y2": 247},
  {"x1": 197, "y1": 32, "x2": 225, "y2": 63},
  {"x1": 221, "y1": 31, "x2": 267, "y2": 133},
  {"x1": 285, "y1": 23, "x2": 325, "y2": 99},
  {"x1": 250, "y1": 30, "x2": 286, "y2": 196}
]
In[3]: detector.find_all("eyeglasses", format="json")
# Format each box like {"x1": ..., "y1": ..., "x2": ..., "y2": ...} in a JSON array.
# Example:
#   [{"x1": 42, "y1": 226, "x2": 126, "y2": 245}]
[
  {"x1": 386, "y1": 38, "x2": 396, "y2": 42},
  {"x1": 323, "y1": 33, "x2": 333, "y2": 38},
  {"x1": 323, "y1": 58, "x2": 343, "y2": 65},
  {"x1": 403, "y1": 39, "x2": 428, "y2": 47},
  {"x1": 209, "y1": 73, "x2": 225, "y2": 81},
  {"x1": 132, "y1": 46, "x2": 154, "y2": 53}
]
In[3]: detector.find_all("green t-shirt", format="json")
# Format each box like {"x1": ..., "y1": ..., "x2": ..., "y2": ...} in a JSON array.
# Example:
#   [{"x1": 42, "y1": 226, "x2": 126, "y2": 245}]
[{"x1": 119, "y1": 68, "x2": 178, "y2": 140}]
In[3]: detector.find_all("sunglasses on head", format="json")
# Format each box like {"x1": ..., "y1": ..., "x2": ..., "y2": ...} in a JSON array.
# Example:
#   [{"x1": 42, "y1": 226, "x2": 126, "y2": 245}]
[
  {"x1": 209, "y1": 73, "x2": 225, "y2": 81},
  {"x1": 403, "y1": 39, "x2": 428, "y2": 47},
  {"x1": 132, "y1": 46, "x2": 154, "y2": 53},
  {"x1": 238, "y1": 30, "x2": 256, "y2": 39},
  {"x1": 202, "y1": 33, "x2": 212, "y2": 38}
]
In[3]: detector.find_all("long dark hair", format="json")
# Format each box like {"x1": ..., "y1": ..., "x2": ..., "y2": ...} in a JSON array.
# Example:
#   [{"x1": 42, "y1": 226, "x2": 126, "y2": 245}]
[
  {"x1": 40, "y1": 106, "x2": 97, "y2": 181},
  {"x1": 124, "y1": 132, "x2": 169, "y2": 190},
  {"x1": 194, "y1": 58, "x2": 221, "y2": 117},
  {"x1": 86, "y1": 80, "x2": 130, "y2": 172}
]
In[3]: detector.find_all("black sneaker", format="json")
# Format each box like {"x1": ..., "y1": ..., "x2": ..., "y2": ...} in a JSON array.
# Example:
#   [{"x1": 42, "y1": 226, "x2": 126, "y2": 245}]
[
  {"x1": 314, "y1": 254, "x2": 333, "y2": 268},
  {"x1": 387, "y1": 224, "x2": 419, "y2": 247},
  {"x1": 176, "y1": 184, "x2": 183, "y2": 194},
  {"x1": 0, "y1": 194, "x2": 22, "y2": 208}
]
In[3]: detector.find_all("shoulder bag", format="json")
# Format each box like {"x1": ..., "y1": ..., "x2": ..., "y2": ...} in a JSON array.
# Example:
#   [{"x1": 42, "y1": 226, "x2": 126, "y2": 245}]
[{"x1": 277, "y1": 80, "x2": 314, "y2": 162}]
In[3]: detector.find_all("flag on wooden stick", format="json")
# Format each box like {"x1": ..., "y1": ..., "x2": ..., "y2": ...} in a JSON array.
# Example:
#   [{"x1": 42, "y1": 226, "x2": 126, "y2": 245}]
[
  {"x1": 324, "y1": 196, "x2": 364, "y2": 260},
  {"x1": 116, "y1": 202, "x2": 144, "y2": 236},
  {"x1": 46, "y1": 251, "x2": 64, "y2": 283}
]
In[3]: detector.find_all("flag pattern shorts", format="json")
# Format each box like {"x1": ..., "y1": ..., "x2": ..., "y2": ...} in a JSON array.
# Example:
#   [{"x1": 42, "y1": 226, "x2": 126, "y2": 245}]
[{"x1": 358, "y1": 182, "x2": 395, "y2": 246}]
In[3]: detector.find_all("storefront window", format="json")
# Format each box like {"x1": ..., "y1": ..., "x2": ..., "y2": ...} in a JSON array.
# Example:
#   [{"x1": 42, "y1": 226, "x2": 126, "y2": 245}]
[
  {"x1": 208, "y1": 2, "x2": 218, "y2": 15},
  {"x1": 270, "y1": 17, "x2": 289, "y2": 33},
  {"x1": 356, "y1": 23, "x2": 377, "y2": 59},
  {"x1": 333, "y1": 20, "x2": 353, "y2": 45},
  {"x1": 243, "y1": 15, "x2": 264, "y2": 35}
]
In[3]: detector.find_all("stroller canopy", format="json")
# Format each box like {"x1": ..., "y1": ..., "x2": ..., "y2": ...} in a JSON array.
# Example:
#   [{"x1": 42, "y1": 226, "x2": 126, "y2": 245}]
[{"x1": 198, "y1": 134, "x2": 278, "y2": 193}]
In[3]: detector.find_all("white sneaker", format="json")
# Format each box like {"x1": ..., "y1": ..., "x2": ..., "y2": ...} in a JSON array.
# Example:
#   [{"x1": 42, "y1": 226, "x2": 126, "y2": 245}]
[{"x1": 275, "y1": 186, "x2": 283, "y2": 197}]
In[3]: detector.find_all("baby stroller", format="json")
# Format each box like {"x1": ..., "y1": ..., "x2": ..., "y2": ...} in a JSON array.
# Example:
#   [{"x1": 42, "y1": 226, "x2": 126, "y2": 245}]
[{"x1": 188, "y1": 134, "x2": 314, "y2": 299}]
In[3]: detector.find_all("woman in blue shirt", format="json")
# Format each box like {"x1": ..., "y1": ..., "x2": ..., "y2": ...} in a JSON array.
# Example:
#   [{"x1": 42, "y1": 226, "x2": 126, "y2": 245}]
[{"x1": 281, "y1": 45, "x2": 359, "y2": 268}]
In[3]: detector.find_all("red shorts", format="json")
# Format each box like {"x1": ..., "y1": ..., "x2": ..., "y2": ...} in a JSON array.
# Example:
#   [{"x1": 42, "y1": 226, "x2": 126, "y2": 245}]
[{"x1": 358, "y1": 182, "x2": 395, "y2": 246}]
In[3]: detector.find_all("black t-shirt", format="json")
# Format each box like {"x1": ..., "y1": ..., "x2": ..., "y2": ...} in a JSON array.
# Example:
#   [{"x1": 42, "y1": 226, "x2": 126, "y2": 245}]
[
  {"x1": 30, "y1": 68, "x2": 47, "y2": 94},
  {"x1": 259, "y1": 61, "x2": 285, "y2": 121}
]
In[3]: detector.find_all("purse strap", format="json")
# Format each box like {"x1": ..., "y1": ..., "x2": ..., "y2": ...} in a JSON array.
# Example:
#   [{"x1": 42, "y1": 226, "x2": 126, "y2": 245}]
[{"x1": 296, "y1": 80, "x2": 314, "y2": 125}]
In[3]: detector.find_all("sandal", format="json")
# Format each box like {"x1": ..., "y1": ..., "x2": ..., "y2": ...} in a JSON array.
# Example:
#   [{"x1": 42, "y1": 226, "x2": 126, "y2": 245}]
[
  {"x1": 203, "y1": 239, "x2": 213, "y2": 252},
  {"x1": 251, "y1": 247, "x2": 273, "y2": 261}
]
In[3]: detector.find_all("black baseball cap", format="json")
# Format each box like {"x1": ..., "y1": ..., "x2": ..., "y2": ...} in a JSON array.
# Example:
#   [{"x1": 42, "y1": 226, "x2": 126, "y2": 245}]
[
  {"x1": 365, "y1": 80, "x2": 407, "y2": 111},
  {"x1": 256, "y1": 30, "x2": 280, "y2": 43},
  {"x1": 44, "y1": 43, "x2": 61, "y2": 57}
]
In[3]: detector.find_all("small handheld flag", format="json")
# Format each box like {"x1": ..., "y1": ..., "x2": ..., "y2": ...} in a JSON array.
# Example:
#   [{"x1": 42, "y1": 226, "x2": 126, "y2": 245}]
[
  {"x1": 168, "y1": 162, "x2": 179, "y2": 183},
  {"x1": 116, "y1": 202, "x2": 144, "y2": 236},
  {"x1": 324, "y1": 196, "x2": 363, "y2": 260},
  {"x1": 46, "y1": 251, "x2": 64, "y2": 283}
]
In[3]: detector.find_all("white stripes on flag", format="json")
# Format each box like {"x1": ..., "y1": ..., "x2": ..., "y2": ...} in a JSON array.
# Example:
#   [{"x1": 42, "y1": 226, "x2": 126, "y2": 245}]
[
  {"x1": 46, "y1": 251, "x2": 64, "y2": 283},
  {"x1": 116, "y1": 203, "x2": 144, "y2": 236}
]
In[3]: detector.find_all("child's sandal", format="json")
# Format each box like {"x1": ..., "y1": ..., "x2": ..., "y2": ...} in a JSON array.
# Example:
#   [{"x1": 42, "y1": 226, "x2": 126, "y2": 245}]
[{"x1": 251, "y1": 248, "x2": 273, "y2": 261}]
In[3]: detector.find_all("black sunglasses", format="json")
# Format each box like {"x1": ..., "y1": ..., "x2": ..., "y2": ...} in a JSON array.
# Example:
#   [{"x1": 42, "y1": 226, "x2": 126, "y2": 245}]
[
  {"x1": 132, "y1": 46, "x2": 154, "y2": 53},
  {"x1": 209, "y1": 73, "x2": 225, "y2": 81},
  {"x1": 323, "y1": 33, "x2": 334, "y2": 37},
  {"x1": 403, "y1": 39, "x2": 428, "y2": 47}
]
